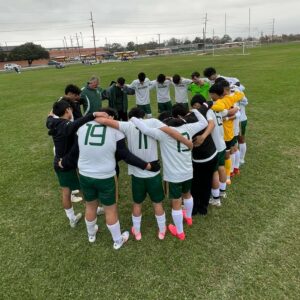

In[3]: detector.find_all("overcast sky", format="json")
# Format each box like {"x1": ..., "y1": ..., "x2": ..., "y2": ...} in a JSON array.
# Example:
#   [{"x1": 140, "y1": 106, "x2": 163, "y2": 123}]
[{"x1": 1, "y1": 0, "x2": 299, "y2": 49}]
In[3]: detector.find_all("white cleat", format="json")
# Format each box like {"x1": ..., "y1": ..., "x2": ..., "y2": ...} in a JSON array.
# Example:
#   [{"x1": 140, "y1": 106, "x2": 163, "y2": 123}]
[
  {"x1": 240, "y1": 159, "x2": 245, "y2": 165},
  {"x1": 88, "y1": 225, "x2": 99, "y2": 243},
  {"x1": 97, "y1": 206, "x2": 105, "y2": 216},
  {"x1": 113, "y1": 231, "x2": 129, "y2": 250},
  {"x1": 210, "y1": 199, "x2": 222, "y2": 207},
  {"x1": 71, "y1": 190, "x2": 80, "y2": 195},
  {"x1": 71, "y1": 194, "x2": 83, "y2": 203},
  {"x1": 70, "y1": 213, "x2": 82, "y2": 228},
  {"x1": 220, "y1": 191, "x2": 227, "y2": 199}
]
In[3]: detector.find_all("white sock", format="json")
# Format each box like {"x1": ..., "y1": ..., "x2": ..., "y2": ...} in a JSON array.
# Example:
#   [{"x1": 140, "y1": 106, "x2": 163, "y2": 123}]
[
  {"x1": 211, "y1": 188, "x2": 220, "y2": 199},
  {"x1": 65, "y1": 207, "x2": 76, "y2": 221},
  {"x1": 155, "y1": 213, "x2": 166, "y2": 233},
  {"x1": 183, "y1": 197, "x2": 193, "y2": 218},
  {"x1": 85, "y1": 218, "x2": 97, "y2": 236},
  {"x1": 171, "y1": 209, "x2": 183, "y2": 234},
  {"x1": 239, "y1": 143, "x2": 247, "y2": 161},
  {"x1": 219, "y1": 181, "x2": 227, "y2": 192},
  {"x1": 132, "y1": 214, "x2": 142, "y2": 233},
  {"x1": 107, "y1": 221, "x2": 122, "y2": 243},
  {"x1": 234, "y1": 150, "x2": 240, "y2": 169},
  {"x1": 230, "y1": 154, "x2": 235, "y2": 172}
]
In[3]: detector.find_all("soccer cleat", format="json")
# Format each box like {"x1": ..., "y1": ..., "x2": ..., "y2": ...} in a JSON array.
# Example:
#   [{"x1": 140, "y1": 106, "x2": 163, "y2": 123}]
[
  {"x1": 71, "y1": 190, "x2": 80, "y2": 195},
  {"x1": 113, "y1": 231, "x2": 129, "y2": 250},
  {"x1": 210, "y1": 198, "x2": 222, "y2": 207},
  {"x1": 240, "y1": 159, "x2": 245, "y2": 165},
  {"x1": 69, "y1": 213, "x2": 82, "y2": 228},
  {"x1": 234, "y1": 168, "x2": 240, "y2": 175},
  {"x1": 88, "y1": 224, "x2": 99, "y2": 243},
  {"x1": 131, "y1": 226, "x2": 142, "y2": 241},
  {"x1": 220, "y1": 191, "x2": 227, "y2": 199},
  {"x1": 168, "y1": 224, "x2": 185, "y2": 240},
  {"x1": 96, "y1": 206, "x2": 105, "y2": 216},
  {"x1": 71, "y1": 194, "x2": 83, "y2": 203},
  {"x1": 230, "y1": 172, "x2": 235, "y2": 178},
  {"x1": 226, "y1": 178, "x2": 232, "y2": 185},
  {"x1": 182, "y1": 209, "x2": 193, "y2": 226},
  {"x1": 158, "y1": 227, "x2": 167, "y2": 240}
]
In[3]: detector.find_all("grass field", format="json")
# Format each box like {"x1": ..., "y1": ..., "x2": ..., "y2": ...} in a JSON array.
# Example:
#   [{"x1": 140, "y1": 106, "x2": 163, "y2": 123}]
[{"x1": 0, "y1": 43, "x2": 299, "y2": 300}]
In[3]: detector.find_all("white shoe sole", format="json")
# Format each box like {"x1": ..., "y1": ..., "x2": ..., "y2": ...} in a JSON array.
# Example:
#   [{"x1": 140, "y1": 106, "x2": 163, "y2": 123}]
[{"x1": 113, "y1": 231, "x2": 129, "y2": 250}]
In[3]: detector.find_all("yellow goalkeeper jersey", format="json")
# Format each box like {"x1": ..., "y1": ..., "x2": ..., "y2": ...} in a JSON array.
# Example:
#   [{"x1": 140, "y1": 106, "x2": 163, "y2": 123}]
[{"x1": 211, "y1": 91, "x2": 244, "y2": 141}]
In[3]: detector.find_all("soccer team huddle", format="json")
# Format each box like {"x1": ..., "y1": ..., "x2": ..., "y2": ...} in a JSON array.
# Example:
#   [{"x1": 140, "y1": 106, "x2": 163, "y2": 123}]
[{"x1": 46, "y1": 67, "x2": 248, "y2": 250}]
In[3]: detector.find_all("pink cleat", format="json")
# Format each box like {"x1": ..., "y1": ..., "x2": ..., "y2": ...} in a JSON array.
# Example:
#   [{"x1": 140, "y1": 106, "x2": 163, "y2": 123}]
[
  {"x1": 182, "y1": 209, "x2": 193, "y2": 226},
  {"x1": 158, "y1": 227, "x2": 167, "y2": 240},
  {"x1": 168, "y1": 224, "x2": 185, "y2": 240},
  {"x1": 131, "y1": 227, "x2": 142, "y2": 241}
]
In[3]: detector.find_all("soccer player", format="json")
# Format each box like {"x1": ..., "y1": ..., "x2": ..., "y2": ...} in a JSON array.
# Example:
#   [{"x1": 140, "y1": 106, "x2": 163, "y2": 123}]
[
  {"x1": 203, "y1": 67, "x2": 245, "y2": 90},
  {"x1": 128, "y1": 72, "x2": 153, "y2": 118},
  {"x1": 150, "y1": 74, "x2": 173, "y2": 113},
  {"x1": 64, "y1": 84, "x2": 84, "y2": 120},
  {"x1": 131, "y1": 107, "x2": 208, "y2": 240},
  {"x1": 104, "y1": 77, "x2": 135, "y2": 121},
  {"x1": 209, "y1": 81, "x2": 245, "y2": 185},
  {"x1": 188, "y1": 71, "x2": 211, "y2": 100},
  {"x1": 238, "y1": 96, "x2": 248, "y2": 164},
  {"x1": 80, "y1": 76, "x2": 107, "y2": 115},
  {"x1": 46, "y1": 99, "x2": 106, "y2": 228},
  {"x1": 171, "y1": 74, "x2": 192, "y2": 110},
  {"x1": 95, "y1": 107, "x2": 194, "y2": 240}
]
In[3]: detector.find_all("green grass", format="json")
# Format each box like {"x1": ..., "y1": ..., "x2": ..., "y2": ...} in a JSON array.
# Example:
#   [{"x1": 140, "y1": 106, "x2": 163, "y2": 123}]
[{"x1": 0, "y1": 43, "x2": 300, "y2": 300}]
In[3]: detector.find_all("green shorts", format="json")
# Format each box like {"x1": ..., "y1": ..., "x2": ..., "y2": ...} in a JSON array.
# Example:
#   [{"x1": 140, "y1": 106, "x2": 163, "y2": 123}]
[
  {"x1": 79, "y1": 174, "x2": 115, "y2": 206},
  {"x1": 137, "y1": 104, "x2": 152, "y2": 115},
  {"x1": 158, "y1": 101, "x2": 172, "y2": 113},
  {"x1": 55, "y1": 169, "x2": 80, "y2": 191},
  {"x1": 175, "y1": 102, "x2": 189, "y2": 111},
  {"x1": 215, "y1": 149, "x2": 226, "y2": 171},
  {"x1": 169, "y1": 179, "x2": 192, "y2": 199},
  {"x1": 240, "y1": 120, "x2": 247, "y2": 136},
  {"x1": 225, "y1": 138, "x2": 235, "y2": 150},
  {"x1": 131, "y1": 174, "x2": 164, "y2": 204}
]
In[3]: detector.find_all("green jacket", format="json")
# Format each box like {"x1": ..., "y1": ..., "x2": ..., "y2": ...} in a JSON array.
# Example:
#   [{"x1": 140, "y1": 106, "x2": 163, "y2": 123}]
[
  {"x1": 105, "y1": 84, "x2": 135, "y2": 113},
  {"x1": 188, "y1": 82, "x2": 211, "y2": 100},
  {"x1": 80, "y1": 84, "x2": 106, "y2": 114}
]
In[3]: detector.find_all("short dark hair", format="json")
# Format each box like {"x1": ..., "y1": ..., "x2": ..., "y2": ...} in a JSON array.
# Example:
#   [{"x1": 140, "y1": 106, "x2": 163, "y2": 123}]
[
  {"x1": 53, "y1": 99, "x2": 71, "y2": 117},
  {"x1": 191, "y1": 71, "x2": 200, "y2": 79},
  {"x1": 203, "y1": 67, "x2": 216, "y2": 78},
  {"x1": 128, "y1": 107, "x2": 145, "y2": 119},
  {"x1": 172, "y1": 74, "x2": 181, "y2": 85},
  {"x1": 172, "y1": 103, "x2": 188, "y2": 118},
  {"x1": 99, "y1": 107, "x2": 118, "y2": 119},
  {"x1": 138, "y1": 72, "x2": 146, "y2": 82},
  {"x1": 190, "y1": 94, "x2": 207, "y2": 107},
  {"x1": 64, "y1": 84, "x2": 81, "y2": 95},
  {"x1": 117, "y1": 77, "x2": 125, "y2": 85},
  {"x1": 209, "y1": 83, "x2": 224, "y2": 96},
  {"x1": 158, "y1": 111, "x2": 172, "y2": 123},
  {"x1": 157, "y1": 74, "x2": 166, "y2": 84},
  {"x1": 215, "y1": 77, "x2": 230, "y2": 88}
]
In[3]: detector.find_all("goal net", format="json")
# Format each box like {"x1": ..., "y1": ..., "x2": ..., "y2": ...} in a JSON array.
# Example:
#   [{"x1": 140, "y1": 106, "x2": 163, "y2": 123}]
[{"x1": 209, "y1": 42, "x2": 248, "y2": 56}]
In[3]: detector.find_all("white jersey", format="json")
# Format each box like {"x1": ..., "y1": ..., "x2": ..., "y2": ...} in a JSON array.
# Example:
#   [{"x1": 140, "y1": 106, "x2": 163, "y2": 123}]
[
  {"x1": 205, "y1": 109, "x2": 226, "y2": 152},
  {"x1": 172, "y1": 78, "x2": 192, "y2": 103},
  {"x1": 129, "y1": 78, "x2": 152, "y2": 105},
  {"x1": 210, "y1": 75, "x2": 245, "y2": 91},
  {"x1": 119, "y1": 118, "x2": 164, "y2": 178},
  {"x1": 234, "y1": 109, "x2": 241, "y2": 136},
  {"x1": 77, "y1": 121, "x2": 124, "y2": 179},
  {"x1": 238, "y1": 96, "x2": 248, "y2": 121},
  {"x1": 150, "y1": 79, "x2": 172, "y2": 103}
]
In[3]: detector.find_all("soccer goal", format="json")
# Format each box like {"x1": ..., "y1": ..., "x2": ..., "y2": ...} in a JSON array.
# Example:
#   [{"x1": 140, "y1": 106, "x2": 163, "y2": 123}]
[{"x1": 210, "y1": 42, "x2": 248, "y2": 56}]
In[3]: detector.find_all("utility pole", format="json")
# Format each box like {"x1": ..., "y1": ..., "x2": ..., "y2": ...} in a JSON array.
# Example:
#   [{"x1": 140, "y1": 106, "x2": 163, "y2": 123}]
[
  {"x1": 158, "y1": 33, "x2": 161, "y2": 48},
  {"x1": 203, "y1": 13, "x2": 207, "y2": 51},
  {"x1": 225, "y1": 13, "x2": 227, "y2": 35},
  {"x1": 248, "y1": 8, "x2": 251, "y2": 38},
  {"x1": 70, "y1": 36, "x2": 75, "y2": 59},
  {"x1": 64, "y1": 36, "x2": 69, "y2": 58},
  {"x1": 80, "y1": 32, "x2": 84, "y2": 48},
  {"x1": 213, "y1": 28, "x2": 215, "y2": 44},
  {"x1": 90, "y1": 11, "x2": 97, "y2": 60},
  {"x1": 75, "y1": 33, "x2": 82, "y2": 60},
  {"x1": 62, "y1": 39, "x2": 67, "y2": 57},
  {"x1": 272, "y1": 18, "x2": 275, "y2": 41}
]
